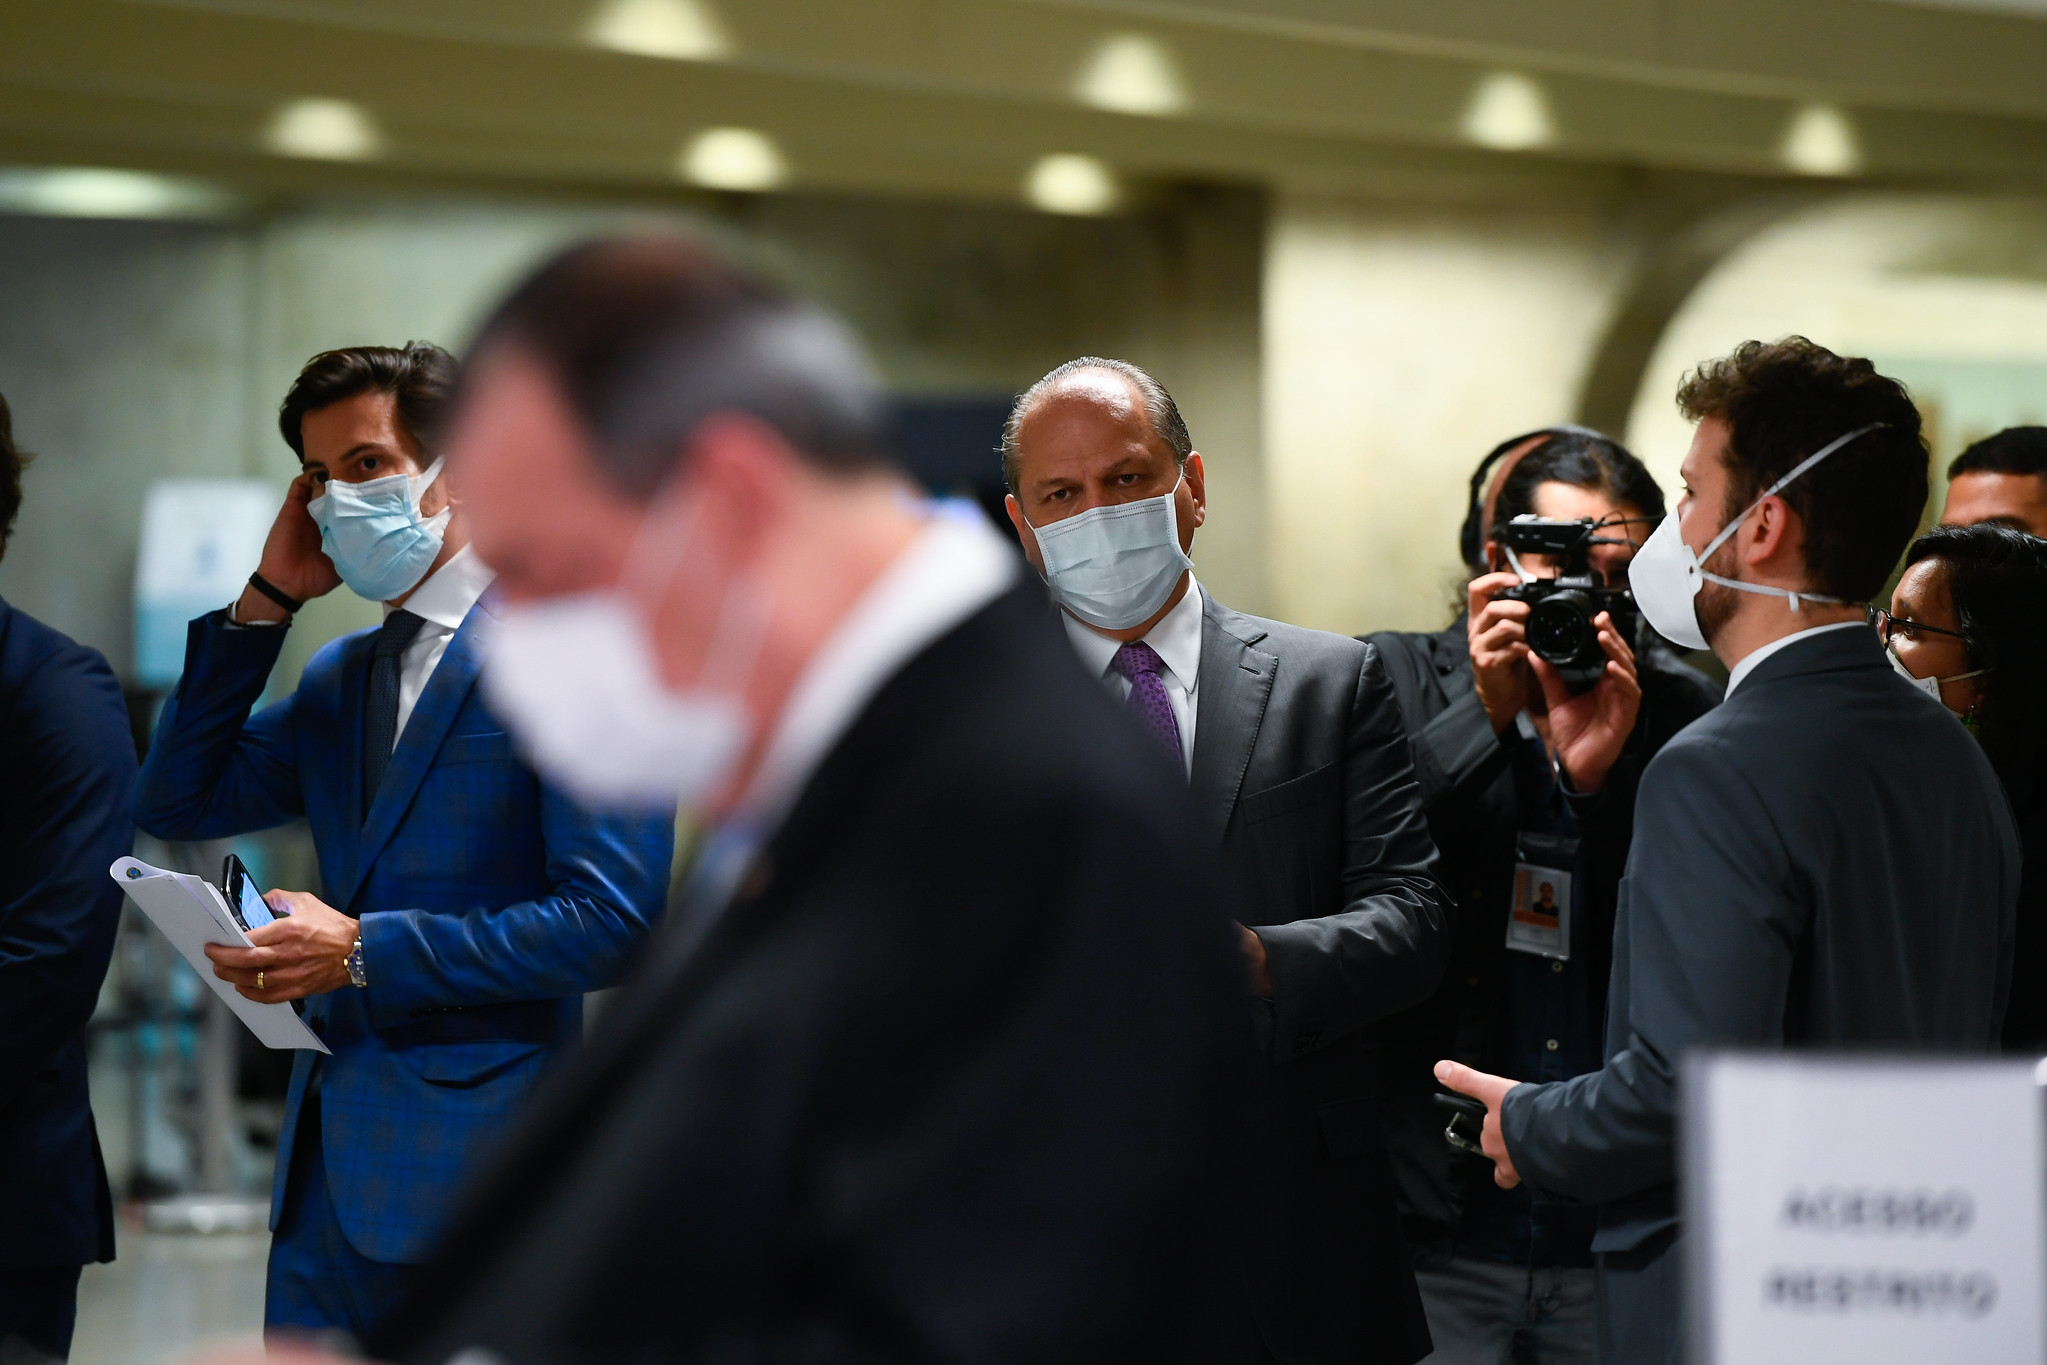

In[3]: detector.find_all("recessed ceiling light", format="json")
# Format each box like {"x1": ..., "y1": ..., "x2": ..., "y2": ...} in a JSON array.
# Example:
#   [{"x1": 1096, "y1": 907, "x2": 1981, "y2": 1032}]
[
  {"x1": 1460, "y1": 71, "x2": 1554, "y2": 152},
  {"x1": 1780, "y1": 103, "x2": 1861, "y2": 177},
  {"x1": 586, "y1": 0, "x2": 729, "y2": 60},
  {"x1": 1073, "y1": 33, "x2": 1188, "y2": 117},
  {"x1": 679, "y1": 127, "x2": 786, "y2": 191},
  {"x1": 1025, "y1": 154, "x2": 1118, "y2": 216},
  {"x1": 264, "y1": 98, "x2": 382, "y2": 161},
  {"x1": 0, "y1": 167, "x2": 238, "y2": 220}
]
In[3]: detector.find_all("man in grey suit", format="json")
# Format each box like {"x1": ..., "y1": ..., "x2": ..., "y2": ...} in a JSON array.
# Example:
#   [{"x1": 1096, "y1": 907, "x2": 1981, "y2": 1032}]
[
  {"x1": 1439, "y1": 338, "x2": 2020, "y2": 1364},
  {"x1": 1003, "y1": 357, "x2": 1454, "y2": 1365}
]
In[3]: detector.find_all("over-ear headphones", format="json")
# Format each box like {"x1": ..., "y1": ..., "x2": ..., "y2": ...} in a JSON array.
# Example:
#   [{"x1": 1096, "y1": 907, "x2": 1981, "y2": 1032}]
[{"x1": 1456, "y1": 424, "x2": 1610, "y2": 569}]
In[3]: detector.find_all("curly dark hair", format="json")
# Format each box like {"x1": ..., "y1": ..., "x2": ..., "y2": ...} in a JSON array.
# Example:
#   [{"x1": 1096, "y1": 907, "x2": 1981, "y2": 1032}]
[
  {"x1": 278, "y1": 342, "x2": 457, "y2": 462},
  {"x1": 0, "y1": 390, "x2": 26, "y2": 562},
  {"x1": 1904, "y1": 523, "x2": 2047, "y2": 818},
  {"x1": 1677, "y1": 337, "x2": 1928, "y2": 602}
]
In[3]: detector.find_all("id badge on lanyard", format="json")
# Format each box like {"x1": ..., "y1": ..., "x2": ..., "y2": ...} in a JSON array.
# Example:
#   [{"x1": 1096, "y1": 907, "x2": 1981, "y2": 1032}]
[{"x1": 1505, "y1": 830, "x2": 1576, "y2": 961}]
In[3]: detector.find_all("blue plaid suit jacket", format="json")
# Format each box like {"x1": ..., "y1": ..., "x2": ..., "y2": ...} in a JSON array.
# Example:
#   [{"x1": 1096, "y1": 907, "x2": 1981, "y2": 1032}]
[{"x1": 133, "y1": 597, "x2": 672, "y2": 1263}]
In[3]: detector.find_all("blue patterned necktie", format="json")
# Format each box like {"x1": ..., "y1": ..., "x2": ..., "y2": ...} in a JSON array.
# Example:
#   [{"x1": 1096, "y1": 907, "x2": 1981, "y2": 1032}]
[
  {"x1": 363, "y1": 609, "x2": 427, "y2": 820},
  {"x1": 1111, "y1": 640, "x2": 1184, "y2": 768}
]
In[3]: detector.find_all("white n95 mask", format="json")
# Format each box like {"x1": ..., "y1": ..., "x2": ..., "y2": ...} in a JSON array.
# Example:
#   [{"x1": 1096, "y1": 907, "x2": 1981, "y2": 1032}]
[
  {"x1": 1886, "y1": 645, "x2": 1986, "y2": 711},
  {"x1": 1027, "y1": 476, "x2": 1194, "y2": 631},
  {"x1": 307, "y1": 458, "x2": 451, "y2": 602},
  {"x1": 478, "y1": 498, "x2": 762, "y2": 812},
  {"x1": 1628, "y1": 424, "x2": 1884, "y2": 651}
]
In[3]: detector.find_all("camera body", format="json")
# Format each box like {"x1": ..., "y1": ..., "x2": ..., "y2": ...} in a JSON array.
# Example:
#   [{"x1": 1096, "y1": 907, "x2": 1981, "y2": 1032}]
[{"x1": 1492, "y1": 515, "x2": 1640, "y2": 689}]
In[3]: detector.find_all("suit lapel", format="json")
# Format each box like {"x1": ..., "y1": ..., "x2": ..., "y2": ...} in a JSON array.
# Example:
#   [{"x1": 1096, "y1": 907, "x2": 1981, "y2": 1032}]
[
  {"x1": 1189, "y1": 593, "x2": 1276, "y2": 837},
  {"x1": 342, "y1": 599, "x2": 490, "y2": 910}
]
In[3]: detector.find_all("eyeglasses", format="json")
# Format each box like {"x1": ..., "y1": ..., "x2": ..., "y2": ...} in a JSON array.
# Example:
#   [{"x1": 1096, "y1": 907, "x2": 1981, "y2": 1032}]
[
  {"x1": 1586, "y1": 512, "x2": 1658, "y2": 548},
  {"x1": 1867, "y1": 605, "x2": 1967, "y2": 646}
]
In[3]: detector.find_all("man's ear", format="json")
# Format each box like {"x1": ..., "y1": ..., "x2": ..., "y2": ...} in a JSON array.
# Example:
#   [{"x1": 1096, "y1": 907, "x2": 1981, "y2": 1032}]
[
  {"x1": 1005, "y1": 493, "x2": 1044, "y2": 572},
  {"x1": 419, "y1": 461, "x2": 457, "y2": 515},
  {"x1": 1484, "y1": 541, "x2": 1507, "y2": 574},
  {"x1": 1745, "y1": 494, "x2": 1797, "y2": 569},
  {"x1": 1183, "y1": 452, "x2": 1208, "y2": 530}
]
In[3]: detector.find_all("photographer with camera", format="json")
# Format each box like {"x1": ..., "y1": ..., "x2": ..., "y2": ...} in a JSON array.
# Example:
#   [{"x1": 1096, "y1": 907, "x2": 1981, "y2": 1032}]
[{"x1": 1364, "y1": 429, "x2": 1718, "y2": 1365}]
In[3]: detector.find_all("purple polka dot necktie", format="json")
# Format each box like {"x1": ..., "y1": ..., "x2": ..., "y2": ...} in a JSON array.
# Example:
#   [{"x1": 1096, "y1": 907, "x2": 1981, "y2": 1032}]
[{"x1": 1111, "y1": 640, "x2": 1184, "y2": 767}]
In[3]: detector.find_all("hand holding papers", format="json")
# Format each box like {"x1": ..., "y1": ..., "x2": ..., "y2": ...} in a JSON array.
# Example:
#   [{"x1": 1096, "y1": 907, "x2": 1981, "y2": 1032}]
[{"x1": 109, "y1": 856, "x2": 329, "y2": 1051}]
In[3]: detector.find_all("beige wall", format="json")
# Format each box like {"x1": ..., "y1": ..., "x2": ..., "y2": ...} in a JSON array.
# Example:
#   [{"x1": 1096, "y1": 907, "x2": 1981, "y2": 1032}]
[{"x1": 1262, "y1": 195, "x2": 1638, "y2": 636}]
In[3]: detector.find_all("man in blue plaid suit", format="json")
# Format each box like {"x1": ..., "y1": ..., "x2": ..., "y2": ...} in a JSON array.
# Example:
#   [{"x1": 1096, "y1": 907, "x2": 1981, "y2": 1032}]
[{"x1": 132, "y1": 344, "x2": 672, "y2": 1344}]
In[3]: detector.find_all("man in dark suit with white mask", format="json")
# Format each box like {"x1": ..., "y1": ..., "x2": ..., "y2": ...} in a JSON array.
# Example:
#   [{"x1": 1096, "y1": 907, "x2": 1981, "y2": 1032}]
[
  {"x1": 1003, "y1": 357, "x2": 1454, "y2": 1365},
  {"x1": 1438, "y1": 338, "x2": 2019, "y2": 1365}
]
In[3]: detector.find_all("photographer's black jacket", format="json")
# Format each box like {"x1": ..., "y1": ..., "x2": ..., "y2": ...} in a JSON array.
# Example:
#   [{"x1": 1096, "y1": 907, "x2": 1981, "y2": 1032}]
[{"x1": 1360, "y1": 616, "x2": 1718, "y2": 1255}]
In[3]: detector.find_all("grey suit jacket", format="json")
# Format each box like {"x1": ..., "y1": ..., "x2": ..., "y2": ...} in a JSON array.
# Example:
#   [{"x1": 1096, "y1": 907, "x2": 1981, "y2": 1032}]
[
  {"x1": 1194, "y1": 592, "x2": 1452, "y2": 1365},
  {"x1": 1501, "y1": 624, "x2": 2019, "y2": 1256}
]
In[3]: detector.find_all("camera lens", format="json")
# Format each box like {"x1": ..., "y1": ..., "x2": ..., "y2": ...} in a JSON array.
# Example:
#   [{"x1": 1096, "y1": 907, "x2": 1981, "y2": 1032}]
[{"x1": 1527, "y1": 591, "x2": 1595, "y2": 667}]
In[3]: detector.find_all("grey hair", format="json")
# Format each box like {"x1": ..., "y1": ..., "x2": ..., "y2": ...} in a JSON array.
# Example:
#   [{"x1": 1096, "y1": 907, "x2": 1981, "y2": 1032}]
[
  {"x1": 465, "y1": 236, "x2": 891, "y2": 500},
  {"x1": 598, "y1": 306, "x2": 888, "y2": 494},
  {"x1": 1000, "y1": 356, "x2": 1193, "y2": 494}
]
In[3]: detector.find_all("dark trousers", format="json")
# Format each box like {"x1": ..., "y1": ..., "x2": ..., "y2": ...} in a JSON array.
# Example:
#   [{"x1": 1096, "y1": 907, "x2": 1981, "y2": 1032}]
[
  {"x1": 1412, "y1": 1248, "x2": 1596, "y2": 1365},
  {"x1": 0, "y1": 1266, "x2": 83, "y2": 1364},
  {"x1": 1593, "y1": 1228, "x2": 1681, "y2": 1365},
  {"x1": 265, "y1": 1092, "x2": 416, "y2": 1344}
]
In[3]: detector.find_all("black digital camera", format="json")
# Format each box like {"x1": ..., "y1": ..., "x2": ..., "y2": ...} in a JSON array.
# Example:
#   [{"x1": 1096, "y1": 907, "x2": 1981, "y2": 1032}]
[{"x1": 1491, "y1": 515, "x2": 1640, "y2": 689}]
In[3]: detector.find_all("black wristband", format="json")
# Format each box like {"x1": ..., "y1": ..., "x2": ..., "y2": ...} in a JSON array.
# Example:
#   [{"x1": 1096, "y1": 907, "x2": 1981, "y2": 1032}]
[{"x1": 246, "y1": 571, "x2": 302, "y2": 615}]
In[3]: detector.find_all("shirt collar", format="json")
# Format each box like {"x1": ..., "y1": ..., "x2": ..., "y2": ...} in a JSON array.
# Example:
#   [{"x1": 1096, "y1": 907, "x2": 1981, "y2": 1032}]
[
  {"x1": 387, "y1": 544, "x2": 495, "y2": 632},
  {"x1": 737, "y1": 507, "x2": 1019, "y2": 827},
  {"x1": 1060, "y1": 575, "x2": 1203, "y2": 698},
  {"x1": 1722, "y1": 618, "x2": 1866, "y2": 698}
]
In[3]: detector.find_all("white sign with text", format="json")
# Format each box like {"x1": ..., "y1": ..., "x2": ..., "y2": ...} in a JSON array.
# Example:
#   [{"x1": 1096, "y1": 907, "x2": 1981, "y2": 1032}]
[{"x1": 1685, "y1": 1053, "x2": 2045, "y2": 1365}]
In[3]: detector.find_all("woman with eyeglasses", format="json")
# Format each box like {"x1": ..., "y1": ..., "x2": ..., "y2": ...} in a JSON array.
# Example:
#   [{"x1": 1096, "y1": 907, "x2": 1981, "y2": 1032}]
[{"x1": 1880, "y1": 522, "x2": 2047, "y2": 1049}]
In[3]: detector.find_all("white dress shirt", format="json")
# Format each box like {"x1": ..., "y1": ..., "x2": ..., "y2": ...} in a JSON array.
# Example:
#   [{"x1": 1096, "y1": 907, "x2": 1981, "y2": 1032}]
[
  {"x1": 383, "y1": 544, "x2": 496, "y2": 746},
  {"x1": 1060, "y1": 576, "x2": 1202, "y2": 775},
  {"x1": 737, "y1": 505, "x2": 1019, "y2": 827},
  {"x1": 1722, "y1": 618, "x2": 1866, "y2": 699}
]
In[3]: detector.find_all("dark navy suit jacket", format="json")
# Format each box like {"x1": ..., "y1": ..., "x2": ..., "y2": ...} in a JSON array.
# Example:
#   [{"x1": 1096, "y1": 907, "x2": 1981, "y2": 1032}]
[
  {"x1": 0, "y1": 596, "x2": 136, "y2": 1269},
  {"x1": 1500, "y1": 626, "x2": 2018, "y2": 1358},
  {"x1": 133, "y1": 596, "x2": 672, "y2": 1263}
]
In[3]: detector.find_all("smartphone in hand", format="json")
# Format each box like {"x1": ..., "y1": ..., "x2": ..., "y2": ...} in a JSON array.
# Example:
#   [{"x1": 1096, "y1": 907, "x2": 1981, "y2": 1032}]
[{"x1": 221, "y1": 852, "x2": 277, "y2": 933}]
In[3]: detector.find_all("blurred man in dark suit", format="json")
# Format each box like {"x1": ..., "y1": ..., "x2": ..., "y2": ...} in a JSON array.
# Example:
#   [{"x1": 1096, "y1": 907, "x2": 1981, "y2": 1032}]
[
  {"x1": 0, "y1": 392, "x2": 138, "y2": 1364},
  {"x1": 1003, "y1": 357, "x2": 1452, "y2": 1365},
  {"x1": 324, "y1": 241, "x2": 1250, "y2": 1365}
]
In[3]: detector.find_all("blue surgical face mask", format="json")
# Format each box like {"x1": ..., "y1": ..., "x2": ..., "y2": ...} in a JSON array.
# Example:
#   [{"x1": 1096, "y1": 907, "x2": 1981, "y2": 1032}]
[
  {"x1": 1025, "y1": 474, "x2": 1194, "y2": 631},
  {"x1": 308, "y1": 458, "x2": 450, "y2": 602}
]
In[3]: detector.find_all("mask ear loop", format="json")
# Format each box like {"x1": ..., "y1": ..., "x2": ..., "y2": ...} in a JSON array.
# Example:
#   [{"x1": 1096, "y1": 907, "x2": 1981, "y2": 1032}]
[
  {"x1": 1691, "y1": 423, "x2": 1886, "y2": 609},
  {"x1": 411, "y1": 457, "x2": 454, "y2": 535},
  {"x1": 410, "y1": 456, "x2": 446, "y2": 501}
]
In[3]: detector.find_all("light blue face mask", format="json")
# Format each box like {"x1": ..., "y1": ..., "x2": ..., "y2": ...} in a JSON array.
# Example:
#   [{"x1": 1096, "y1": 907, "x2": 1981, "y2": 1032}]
[
  {"x1": 307, "y1": 458, "x2": 450, "y2": 602},
  {"x1": 1026, "y1": 474, "x2": 1194, "y2": 631}
]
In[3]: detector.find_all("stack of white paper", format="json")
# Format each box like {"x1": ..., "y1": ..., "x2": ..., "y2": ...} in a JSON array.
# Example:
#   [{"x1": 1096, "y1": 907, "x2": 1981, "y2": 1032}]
[{"x1": 110, "y1": 855, "x2": 329, "y2": 1052}]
